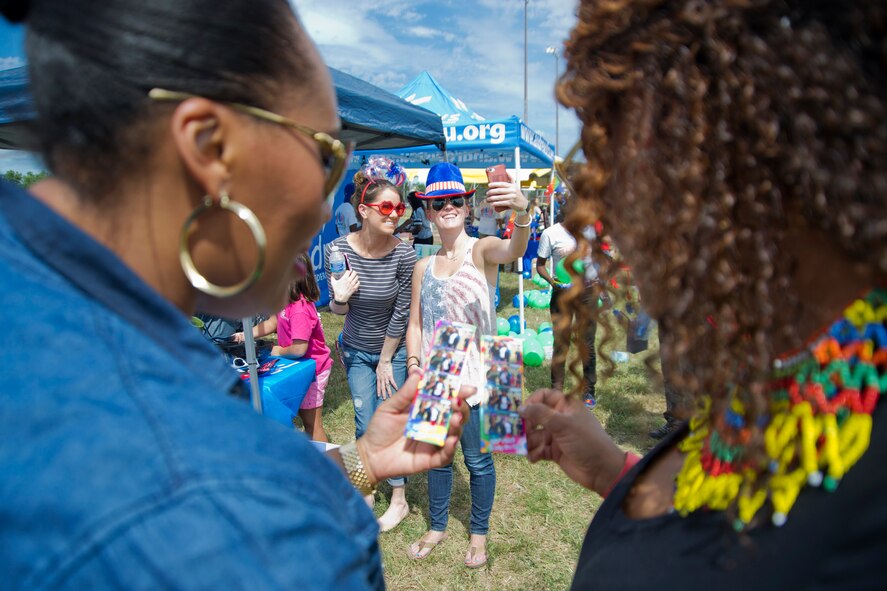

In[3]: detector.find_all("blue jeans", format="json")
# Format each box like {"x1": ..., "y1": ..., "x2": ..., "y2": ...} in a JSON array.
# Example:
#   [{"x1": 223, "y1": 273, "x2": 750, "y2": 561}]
[
  {"x1": 427, "y1": 405, "x2": 496, "y2": 535},
  {"x1": 341, "y1": 341, "x2": 407, "y2": 487}
]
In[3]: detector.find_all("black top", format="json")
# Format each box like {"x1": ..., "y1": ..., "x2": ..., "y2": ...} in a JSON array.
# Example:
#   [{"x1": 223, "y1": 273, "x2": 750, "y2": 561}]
[{"x1": 572, "y1": 402, "x2": 887, "y2": 590}]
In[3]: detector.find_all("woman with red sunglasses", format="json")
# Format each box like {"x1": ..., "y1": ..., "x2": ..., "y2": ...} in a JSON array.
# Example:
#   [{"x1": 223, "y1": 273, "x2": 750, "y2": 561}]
[
  {"x1": 325, "y1": 164, "x2": 416, "y2": 532},
  {"x1": 405, "y1": 162, "x2": 531, "y2": 568}
]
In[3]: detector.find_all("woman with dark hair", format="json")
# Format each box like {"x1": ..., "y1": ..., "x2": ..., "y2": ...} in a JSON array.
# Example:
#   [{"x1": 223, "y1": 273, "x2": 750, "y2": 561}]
[
  {"x1": 521, "y1": 0, "x2": 886, "y2": 588},
  {"x1": 326, "y1": 163, "x2": 416, "y2": 532},
  {"x1": 0, "y1": 1, "x2": 470, "y2": 587}
]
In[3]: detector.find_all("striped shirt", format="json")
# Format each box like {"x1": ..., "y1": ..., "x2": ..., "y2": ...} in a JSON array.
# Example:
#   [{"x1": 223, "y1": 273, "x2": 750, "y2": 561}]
[{"x1": 325, "y1": 236, "x2": 416, "y2": 353}]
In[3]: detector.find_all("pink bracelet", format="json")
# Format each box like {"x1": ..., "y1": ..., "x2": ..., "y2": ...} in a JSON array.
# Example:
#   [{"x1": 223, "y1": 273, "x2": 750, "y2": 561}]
[{"x1": 601, "y1": 452, "x2": 641, "y2": 498}]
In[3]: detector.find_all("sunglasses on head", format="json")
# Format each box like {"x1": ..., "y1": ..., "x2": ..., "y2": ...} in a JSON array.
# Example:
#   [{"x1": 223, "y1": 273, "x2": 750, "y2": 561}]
[
  {"x1": 364, "y1": 201, "x2": 406, "y2": 216},
  {"x1": 429, "y1": 196, "x2": 466, "y2": 211}
]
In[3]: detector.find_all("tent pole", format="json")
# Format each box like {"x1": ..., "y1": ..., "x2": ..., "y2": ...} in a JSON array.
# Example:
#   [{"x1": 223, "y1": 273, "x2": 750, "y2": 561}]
[
  {"x1": 515, "y1": 146, "x2": 525, "y2": 334},
  {"x1": 549, "y1": 174, "x2": 556, "y2": 277},
  {"x1": 242, "y1": 316, "x2": 263, "y2": 414}
]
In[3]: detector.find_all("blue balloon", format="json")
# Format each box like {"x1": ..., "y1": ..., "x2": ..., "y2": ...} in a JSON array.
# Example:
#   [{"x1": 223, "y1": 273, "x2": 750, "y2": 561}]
[
  {"x1": 512, "y1": 294, "x2": 522, "y2": 308},
  {"x1": 508, "y1": 314, "x2": 523, "y2": 334},
  {"x1": 522, "y1": 268, "x2": 532, "y2": 279}
]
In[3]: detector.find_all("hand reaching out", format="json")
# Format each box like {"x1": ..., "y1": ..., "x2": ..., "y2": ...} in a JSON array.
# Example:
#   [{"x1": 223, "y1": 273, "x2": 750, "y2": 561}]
[
  {"x1": 358, "y1": 372, "x2": 473, "y2": 482},
  {"x1": 519, "y1": 389, "x2": 626, "y2": 494}
]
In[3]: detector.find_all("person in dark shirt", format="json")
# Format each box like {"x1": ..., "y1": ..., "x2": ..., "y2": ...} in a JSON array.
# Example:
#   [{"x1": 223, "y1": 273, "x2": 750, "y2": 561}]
[{"x1": 521, "y1": 1, "x2": 887, "y2": 589}]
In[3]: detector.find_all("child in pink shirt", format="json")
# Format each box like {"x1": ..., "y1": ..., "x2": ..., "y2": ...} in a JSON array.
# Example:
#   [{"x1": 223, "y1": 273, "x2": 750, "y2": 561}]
[{"x1": 239, "y1": 254, "x2": 332, "y2": 441}]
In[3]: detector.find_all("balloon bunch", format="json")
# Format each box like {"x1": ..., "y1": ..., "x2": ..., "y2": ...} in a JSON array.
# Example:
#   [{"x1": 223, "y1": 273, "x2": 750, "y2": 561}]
[
  {"x1": 513, "y1": 287, "x2": 552, "y2": 309},
  {"x1": 494, "y1": 316, "x2": 556, "y2": 367}
]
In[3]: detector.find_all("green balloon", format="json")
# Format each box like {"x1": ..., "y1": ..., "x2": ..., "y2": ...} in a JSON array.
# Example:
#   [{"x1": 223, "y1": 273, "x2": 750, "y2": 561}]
[
  {"x1": 496, "y1": 317, "x2": 510, "y2": 336},
  {"x1": 554, "y1": 258, "x2": 586, "y2": 285},
  {"x1": 524, "y1": 328, "x2": 537, "y2": 337},
  {"x1": 538, "y1": 321, "x2": 553, "y2": 332},
  {"x1": 537, "y1": 331, "x2": 554, "y2": 347},
  {"x1": 553, "y1": 259, "x2": 571, "y2": 284},
  {"x1": 532, "y1": 274, "x2": 548, "y2": 288},
  {"x1": 522, "y1": 336, "x2": 544, "y2": 367}
]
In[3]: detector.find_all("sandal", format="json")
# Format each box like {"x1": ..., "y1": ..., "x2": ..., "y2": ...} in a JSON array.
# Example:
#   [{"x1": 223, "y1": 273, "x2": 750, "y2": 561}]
[
  {"x1": 464, "y1": 545, "x2": 487, "y2": 569},
  {"x1": 408, "y1": 532, "x2": 448, "y2": 560}
]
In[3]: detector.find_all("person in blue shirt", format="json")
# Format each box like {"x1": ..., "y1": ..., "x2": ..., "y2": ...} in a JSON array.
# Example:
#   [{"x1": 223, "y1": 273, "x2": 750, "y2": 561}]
[
  {"x1": 335, "y1": 183, "x2": 361, "y2": 236},
  {"x1": 0, "y1": 1, "x2": 470, "y2": 589}
]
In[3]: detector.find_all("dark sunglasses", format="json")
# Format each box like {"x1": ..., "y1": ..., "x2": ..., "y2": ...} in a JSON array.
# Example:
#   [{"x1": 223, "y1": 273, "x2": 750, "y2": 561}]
[
  {"x1": 364, "y1": 201, "x2": 407, "y2": 217},
  {"x1": 430, "y1": 196, "x2": 466, "y2": 211}
]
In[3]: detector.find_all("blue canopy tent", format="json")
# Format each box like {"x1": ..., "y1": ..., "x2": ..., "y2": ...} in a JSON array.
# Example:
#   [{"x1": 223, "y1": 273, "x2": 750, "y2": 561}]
[
  {"x1": 0, "y1": 66, "x2": 36, "y2": 149},
  {"x1": 0, "y1": 65, "x2": 444, "y2": 153},
  {"x1": 391, "y1": 71, "x2": 555, "y2": 169},
  {"x1": 391, "y1": 71, "x2": 556, "y2": 329},
  {"x1": 0, "y1": 64, "x2": 444, "y2": 415},
  {"x1": 399, "y1": 70, "x2": 485, "y2": 126}
]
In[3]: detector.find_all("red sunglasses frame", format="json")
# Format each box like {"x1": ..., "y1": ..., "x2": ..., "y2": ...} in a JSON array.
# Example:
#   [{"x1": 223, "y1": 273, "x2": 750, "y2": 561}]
[{"x1": 363, "y1": 201, "x2": 406, "y2": 217}]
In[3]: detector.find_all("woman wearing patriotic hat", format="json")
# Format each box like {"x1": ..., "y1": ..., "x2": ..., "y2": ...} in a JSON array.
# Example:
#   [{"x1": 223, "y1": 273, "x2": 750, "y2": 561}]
[{"x1": 405, "y1": 162, "x2": 531, "y2": 568}]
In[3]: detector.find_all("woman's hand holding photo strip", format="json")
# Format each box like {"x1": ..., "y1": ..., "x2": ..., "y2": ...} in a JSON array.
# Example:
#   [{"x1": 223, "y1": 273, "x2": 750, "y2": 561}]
[{"x1": 405, "y1": 321, "x2": 476, "y2": 446}]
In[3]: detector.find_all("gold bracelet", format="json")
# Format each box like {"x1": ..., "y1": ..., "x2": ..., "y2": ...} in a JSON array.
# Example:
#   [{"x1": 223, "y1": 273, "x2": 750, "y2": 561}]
[{"x1": 340, "y1": 441, "x2": 377, "y2": 496}]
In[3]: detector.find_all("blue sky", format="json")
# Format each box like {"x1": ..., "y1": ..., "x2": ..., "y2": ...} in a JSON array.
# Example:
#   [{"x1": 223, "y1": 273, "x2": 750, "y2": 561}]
[{"x1": 0, "y1": 1, "x2": 580, "y2": 173}]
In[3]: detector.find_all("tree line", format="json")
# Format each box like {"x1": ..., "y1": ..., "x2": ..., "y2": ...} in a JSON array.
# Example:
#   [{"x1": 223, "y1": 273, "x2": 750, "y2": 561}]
[{"x1": 4, "y1": 170, "x2": 48, "y2": 188}]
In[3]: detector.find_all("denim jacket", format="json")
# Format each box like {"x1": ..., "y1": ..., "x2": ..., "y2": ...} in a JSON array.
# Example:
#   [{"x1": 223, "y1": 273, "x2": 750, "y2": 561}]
[{"x1": 0, "y1": 181, "x2": 382, "y2": 590}]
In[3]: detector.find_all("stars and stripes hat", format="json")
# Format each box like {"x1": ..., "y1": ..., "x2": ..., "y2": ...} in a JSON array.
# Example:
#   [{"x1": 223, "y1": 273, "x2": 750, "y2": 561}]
[{"x1": 416, "y1": 162, "x2": 477, "y2": 199}]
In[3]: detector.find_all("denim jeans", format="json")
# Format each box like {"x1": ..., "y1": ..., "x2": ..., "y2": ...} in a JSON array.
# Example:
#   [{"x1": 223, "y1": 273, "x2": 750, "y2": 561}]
[
  {"x1": 341, "y1": 341, "x2": 407, "y2": 487},
  {"x1": 427, "y1": 405, "x2": 496, "y2": 535}
]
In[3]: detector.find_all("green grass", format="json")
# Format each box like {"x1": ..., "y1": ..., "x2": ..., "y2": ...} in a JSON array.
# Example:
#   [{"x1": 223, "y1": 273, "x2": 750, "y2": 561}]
[{"x1": 310, "y1": 271, "x2": 667, "y2": 590}]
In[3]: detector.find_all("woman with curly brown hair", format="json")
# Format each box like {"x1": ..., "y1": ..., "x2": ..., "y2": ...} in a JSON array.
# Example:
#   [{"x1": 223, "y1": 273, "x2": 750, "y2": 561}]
[{"x1": 520, "y1": 0, "x2": 886, "y2": 588}]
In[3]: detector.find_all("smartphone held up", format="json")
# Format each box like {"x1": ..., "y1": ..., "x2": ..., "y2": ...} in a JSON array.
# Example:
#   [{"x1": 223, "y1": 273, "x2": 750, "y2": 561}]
[{"x1": 485, "y1": 164, "x2": 512, "y2": 212}]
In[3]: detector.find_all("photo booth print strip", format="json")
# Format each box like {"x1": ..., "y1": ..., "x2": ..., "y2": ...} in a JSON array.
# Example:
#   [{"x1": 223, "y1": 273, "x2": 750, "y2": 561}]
[
  {"x1": 405, "y1": 320, "x2": 477, "y2": 446},
  {"x1": 480, "y1": 409, "x2": 528, "y2": 455},
  {"x1": 405, "y1": 394, "x2": 453, "y2": 447},
  {"x1": 480, "y1": 336, "x2": 527, "y2": 455}
]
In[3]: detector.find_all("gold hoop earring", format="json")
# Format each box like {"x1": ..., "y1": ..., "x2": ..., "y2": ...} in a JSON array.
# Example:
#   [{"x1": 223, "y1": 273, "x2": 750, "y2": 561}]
[{"x1": 179, "y1": 190, "x2": 267, "y2": 298}]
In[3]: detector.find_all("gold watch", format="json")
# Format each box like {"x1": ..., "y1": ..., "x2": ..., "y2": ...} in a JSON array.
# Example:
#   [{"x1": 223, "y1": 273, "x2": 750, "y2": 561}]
[{"x1": 341, "y1": 441, "x2": 377, "y2": 496}]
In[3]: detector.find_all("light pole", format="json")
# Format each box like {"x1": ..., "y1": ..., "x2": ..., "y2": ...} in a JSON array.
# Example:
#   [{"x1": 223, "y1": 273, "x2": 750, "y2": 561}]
[
  {"x1": 545, "y1": 46, "x2": 559, "y2": 157},
  {"x1": 523, "y1": 0, "x2": 529, "y2": 124}
]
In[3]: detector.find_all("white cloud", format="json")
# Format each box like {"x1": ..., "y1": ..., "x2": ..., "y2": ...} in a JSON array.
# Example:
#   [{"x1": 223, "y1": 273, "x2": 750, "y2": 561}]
[
  {"x1": 410, "y1": 26, "x2": 446, "y2": 40},
  {"x1": 290, "y1": 0, "x2": 582, "y2": 155}
]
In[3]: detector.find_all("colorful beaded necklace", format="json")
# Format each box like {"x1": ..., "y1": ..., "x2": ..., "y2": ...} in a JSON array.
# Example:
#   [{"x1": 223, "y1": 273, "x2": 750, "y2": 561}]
[{"x1": 673, "y1": 288, "x2": 887, "y2": 531}]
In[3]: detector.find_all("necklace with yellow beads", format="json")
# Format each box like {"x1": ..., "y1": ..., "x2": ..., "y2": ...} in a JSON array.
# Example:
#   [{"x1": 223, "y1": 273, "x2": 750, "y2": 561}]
[{"x1": 673, "y1": 288, "x2": 887, "y2": 531}]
